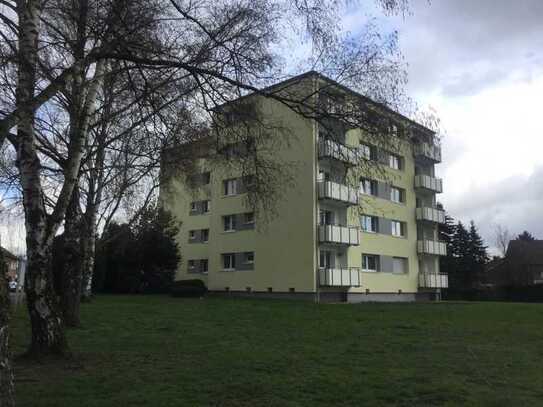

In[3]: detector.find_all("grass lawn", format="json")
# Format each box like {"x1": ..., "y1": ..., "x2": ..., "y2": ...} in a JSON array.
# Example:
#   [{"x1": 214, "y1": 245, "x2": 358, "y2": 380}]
[{"x1": 9, "y1": 296, "x2": 543, "y2": 407}]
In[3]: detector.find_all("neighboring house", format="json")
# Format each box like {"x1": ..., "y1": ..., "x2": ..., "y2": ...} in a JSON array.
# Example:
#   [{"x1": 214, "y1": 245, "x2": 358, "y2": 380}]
[
  {"x1": 486, "y1": 240, "x2": 543, "y2": 287},
  {"x1": 161, "y1": 71, "x2": 447, "y2": 302},
  {"x1": 2, "y1": 247, "x2": 19, "y2": 282}
]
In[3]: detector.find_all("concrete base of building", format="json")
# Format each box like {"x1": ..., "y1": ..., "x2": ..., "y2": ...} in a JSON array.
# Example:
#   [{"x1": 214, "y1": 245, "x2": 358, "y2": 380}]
[
  {"x1": 347, "y1": 292, "x2": 417, "y2": 303},
  {"x1": 206, "y1": 290, "x2": 440, "y2": 303}
]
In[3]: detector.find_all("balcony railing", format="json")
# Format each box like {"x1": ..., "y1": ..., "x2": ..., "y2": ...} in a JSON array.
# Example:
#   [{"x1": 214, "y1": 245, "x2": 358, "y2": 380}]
[
  {"x1": 416, "y1": 207, "x2": 445, "y2": 224},
  {"x1": 417, "y1": 240, "x2": 447, "y2": 256},
  {"x1": 319, "y1": 267, "x2": 361, "y2": 287},
  {"x1": 414, "y1": 174, "x2": 443, "y2": 193},
  {"x1": 419, "y1": 272, "x2": 448, "y2": 289},
  {"x1": 317, "y1": 181, "x2": 359, "y2": 205},
  {"x1": 414, "y1": 142, "x2": 441, "y2": 163},
  {"x1": 319, "y1": 225, "x2": 360, "y2": 246},
  {"x1": 318, "y1": 139, "x2": 358, "y2": 165}
]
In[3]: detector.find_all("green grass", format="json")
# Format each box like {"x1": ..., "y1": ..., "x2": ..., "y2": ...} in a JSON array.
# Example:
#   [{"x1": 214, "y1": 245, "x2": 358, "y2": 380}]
[{"x1": 9, "y1": 296, "x2": 543, "y2": 407}]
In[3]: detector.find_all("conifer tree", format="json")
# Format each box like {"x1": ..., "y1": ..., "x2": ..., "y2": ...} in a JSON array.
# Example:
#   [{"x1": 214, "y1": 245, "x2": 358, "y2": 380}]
[
  {"x1": 516, "y1": 231, "x2": 536, "y2": 241},
  {"x1": 468, "y1": 221, "x2": 489, "y2": 286}
]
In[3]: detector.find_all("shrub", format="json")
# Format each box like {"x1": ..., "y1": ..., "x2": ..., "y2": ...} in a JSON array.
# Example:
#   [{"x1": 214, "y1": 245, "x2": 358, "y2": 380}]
[{"x1": 171, "y1": 279, "x2": 207, "y2": 298}]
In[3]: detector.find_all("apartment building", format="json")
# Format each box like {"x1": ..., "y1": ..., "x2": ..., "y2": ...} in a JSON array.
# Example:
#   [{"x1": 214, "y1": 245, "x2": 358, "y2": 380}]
[{"x1": 161, "y1": 71, "x2": 447, "y2": 302}]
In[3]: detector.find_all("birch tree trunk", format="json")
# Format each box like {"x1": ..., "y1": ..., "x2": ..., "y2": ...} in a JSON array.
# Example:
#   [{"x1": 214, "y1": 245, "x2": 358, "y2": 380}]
[
  {"x1": 0, "y1": 260, "x2": 15, "y2": 407},
  {"x1": 16, "y1": 0, "x2": 69, "y2": 357},
  {"x1": 60, "y1": 188, "x2": 83, "y2": 327}
]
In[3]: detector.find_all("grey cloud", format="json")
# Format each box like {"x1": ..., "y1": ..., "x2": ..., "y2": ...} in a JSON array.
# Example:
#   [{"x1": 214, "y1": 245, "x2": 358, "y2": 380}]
[
  {"x1": 396, "y1": 0, "x2": 543, "y2": 97},
  {"x1": 444, "y1": 166, "x2": 543, "y2": 251}
]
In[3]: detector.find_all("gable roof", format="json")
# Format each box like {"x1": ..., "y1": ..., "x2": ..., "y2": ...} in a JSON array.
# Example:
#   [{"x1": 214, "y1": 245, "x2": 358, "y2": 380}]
[{"x1": 506, "y1": 240, "x2": 543, "y2": 265}]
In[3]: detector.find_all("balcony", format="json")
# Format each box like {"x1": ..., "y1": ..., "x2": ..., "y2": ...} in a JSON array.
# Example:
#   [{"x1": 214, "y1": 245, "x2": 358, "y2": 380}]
[
  {"x1": 414, "y1": 174, "x2": 443, "y2": 194},
  {"x1": 416, "y1": 207, "x2": 445, "y2": 224},
  {"x1": 318, "y1": 181, "x2": 359, "y2": 205},
  {"x1": 414, "y1": 142, "x2": 441, "y2": 163},
  {"x1": 319, "y1": 267, "x2": 361, "y2": 287},
  {"x1": 319, "y1": 225, "x2": 360, "y2": 246},
  {"x1": 417, "y1": 240, "x2": 447, "y2": 256},
  {"x1": 419, "y1": 272, "x2": 448, "y2": 289},
  {"x1": 318, "y1": 139, "x2": 358, "y2": 165}
]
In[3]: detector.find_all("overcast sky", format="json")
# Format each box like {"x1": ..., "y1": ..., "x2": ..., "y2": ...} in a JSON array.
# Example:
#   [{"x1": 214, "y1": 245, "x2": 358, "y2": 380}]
[{"x1": 345, "y1": 0, "x2": 543, "y2": 252}]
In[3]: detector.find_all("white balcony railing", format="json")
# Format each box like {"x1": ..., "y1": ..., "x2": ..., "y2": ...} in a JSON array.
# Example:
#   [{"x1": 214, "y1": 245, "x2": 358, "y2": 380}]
[
  {"x1": 319, "y1": 267, "x2": 361, "y2": 287},
  {"x1": 319, "y1": 225, "x2": 360, "y2": 246},
  {"x1": 318, "y1": 139, "x2": 358, "y2": 165},
  {"x1": 414, "y1": 174, "x2": 443, "y2": 194},
  {"x1": 416, "y1": 207, "x2": 445, "y2": 224},
  {"x1": 417, "y1": 240, "x2": 447, "y2": 256},
  {"x1": 414, "y1": 142, "x2": 442, "y2": 163},
  {"x1": 318, "y1": 181, "x2": 359, "y2": 205},
  {"x1": 419, "y1": 272, "x2": 448, "y2": 289}
]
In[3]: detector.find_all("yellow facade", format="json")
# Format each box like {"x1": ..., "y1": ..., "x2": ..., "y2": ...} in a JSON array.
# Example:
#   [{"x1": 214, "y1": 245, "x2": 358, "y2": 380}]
[{"x1": 161, "y1": 73, "x2": 446, "y2": 302}]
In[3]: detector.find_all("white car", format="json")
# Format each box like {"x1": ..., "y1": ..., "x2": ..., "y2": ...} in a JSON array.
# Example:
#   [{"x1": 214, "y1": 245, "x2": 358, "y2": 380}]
[{"x1": 9, "y1": 280, "x2": 17, "y2": 292}]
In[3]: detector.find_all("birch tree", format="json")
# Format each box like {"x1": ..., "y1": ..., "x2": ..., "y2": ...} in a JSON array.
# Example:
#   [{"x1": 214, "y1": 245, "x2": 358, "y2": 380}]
[{"x1": 1, "y1": 0, "x2": 413, "y2": 359}]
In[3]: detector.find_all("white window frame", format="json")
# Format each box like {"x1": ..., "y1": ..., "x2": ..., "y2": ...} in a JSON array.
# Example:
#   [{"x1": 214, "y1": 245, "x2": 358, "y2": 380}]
[
  {"x1": 319, "y1": 250, "x2": 332, "y2": 269},
  {"x1": 360, "y1": 178, "x2": 376, "y2": 196},
  {"x1": 360, "y1": 144, "x2": 372, "y2": 160},
  {"x1": 389, "y1": 154, "x2": 401, "y2": 170},
  {"x1": 223, "y1": 179, "x2": 238, "y2": 196},
  {"x1": 361, "y1": 215, "x2": 378, "y2": 233},
  {"x1": 223, "y1": 215, "x2": 236, "y2": 232},
  {"x1": 202, "y1": 200, "x2": 210, "y2": 213},
  {"x1": 244, "y1": 212, "x2": 255, "y2": 224},
  {"x1": 362, "y1": 254, "x2": 379, "y2": 272},
  {"x1": 392, "y1": 257, "x2": 408, "y2": 274},
  {"x1": 201, "y1": 229, "x2": 209, "y2": 242},
  {"x1": 200, "y1": 259, "x2": 209, "y2": 274},
  {"x1": 390, "y1": 187, "x2": 403, "y2": 203},
  {"x1": 222, "y1": 253, "x2": 236, "y2": 271},
  {"x1": 391, "y1": 221, "x2": 405, "y2": 237}
]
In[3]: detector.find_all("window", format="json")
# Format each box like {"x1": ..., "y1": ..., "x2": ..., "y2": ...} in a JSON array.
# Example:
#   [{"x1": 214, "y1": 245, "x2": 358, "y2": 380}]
[
  {"x1": 201, "y1": 229, "x2": 209, "y2": 242},
  {"x1": 200, "y1": 259, "x2": 209, "y2": 273},
  {"x1": 202, "y1": 200, "x2": 210, "y2": 213},
  {"x1": 391, "y1": 221, "x2": 406, "y2": 237},
  {"x1": 392, "y1": 257, "x2": 408, "y2": 274},
  {"x1": 188, "y1": 260, "x2": 196, "y2": 270},
  {"x1": 362, "y1": 254, "x2": 379, "y2": 272},
  {"x1": 359, "y1": 143, "x2": 373, "y2": 160},
  {"x1": 319, "y1": 250, "x2": 332, "y2": 269},
  {"x1": 360, "y1": 178, "x2": 377, "y2": 196},
  {"x1": 318, "y1": 171, "x2": 330, "y2": 182},
  {"x1": 202, "y1": 172, "x2": 211, "y2": 185},
  {"x1": 390, "y1": 187, "x2": 404, "y2": 203},
  {"x1": 244, "y1": 212, "x2": 255, "y2": 224},
  {"x1": 223, "y1": 179, "x2": 238, "y2": 196},
  {"x1": 223, "y1": 215, "x2": 236, "y2": 232},
  {"x1": 189, "y1": 230, "x2": 196, "y2": 240},
  {"x1": 389, "y1": 154, "x2": 401, "y2": 170},
  {"x1": 223, "y1": 253, "x2": 236, "y2": 270},
  {"x1": 319, "y1": 210, "x2": 333, "y2": 226},
  {"x1": 244, "y1": 252, "x2": 254, "y2": 264},
  {"x1": 190, "y1": 202, "x2": 197, "y2": 212},
  {"x1": 361, "y1": 215, "x2": 378, "y2": 233},
  {"x1": 390, "y1": 124, "x2": 398, "y2": 137}
]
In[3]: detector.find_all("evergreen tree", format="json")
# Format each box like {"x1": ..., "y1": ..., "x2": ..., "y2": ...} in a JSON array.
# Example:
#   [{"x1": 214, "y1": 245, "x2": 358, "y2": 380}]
[
  {"x1": 516, "y1": 231, "x2": 536, "y2": 241},
  {"x1": 467, "y1": 221, "x2": 489, "y2": 286},
  {"x1": 449, "y1": 221, "x2": 471, "y2": 289}
]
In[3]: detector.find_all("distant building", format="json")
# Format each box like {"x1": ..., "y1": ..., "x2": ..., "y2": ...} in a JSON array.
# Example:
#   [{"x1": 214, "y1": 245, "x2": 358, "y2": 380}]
[
  {"x1": 2, "y1": 247, "x2": 18, "y2": 282},
  {"x1": 484, "y1": 240, "x2": 543, "y2": 287}
]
